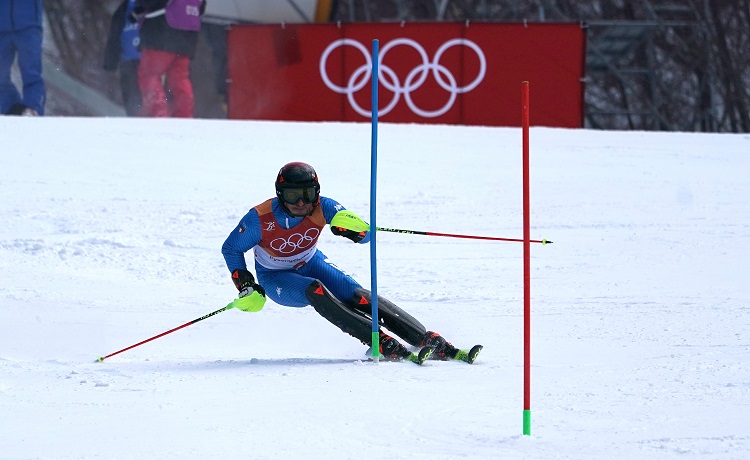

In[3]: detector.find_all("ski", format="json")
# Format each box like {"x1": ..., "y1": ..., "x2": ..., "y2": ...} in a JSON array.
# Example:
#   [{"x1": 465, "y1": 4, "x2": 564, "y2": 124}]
[
  {"x1": 406, "y1": 346, "x2": 434, "y2": 365},
  {"x1": 453, "y1": 344, "x2": 483, "y2": 364}
]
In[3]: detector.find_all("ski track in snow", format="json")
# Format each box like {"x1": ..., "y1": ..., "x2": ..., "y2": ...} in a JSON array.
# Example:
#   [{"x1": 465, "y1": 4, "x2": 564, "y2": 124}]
[{"x1": 1, "y1": 117, "x2": 749, "y2": 459}]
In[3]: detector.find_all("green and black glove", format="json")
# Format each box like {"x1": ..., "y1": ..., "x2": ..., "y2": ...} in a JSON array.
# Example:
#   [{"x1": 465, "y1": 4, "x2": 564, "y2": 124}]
[{"x1": 231, "y1": 269, "x2": 266, "y2": 312}]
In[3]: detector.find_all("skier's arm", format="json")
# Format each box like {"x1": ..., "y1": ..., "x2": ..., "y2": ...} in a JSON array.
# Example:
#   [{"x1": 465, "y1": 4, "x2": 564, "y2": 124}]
[
  {"x1": 221, "y1": 209, "x2": 263, "y2": 272},
  {"x1": 320, "y1": 197, "x2": 370, "y2": 244}
]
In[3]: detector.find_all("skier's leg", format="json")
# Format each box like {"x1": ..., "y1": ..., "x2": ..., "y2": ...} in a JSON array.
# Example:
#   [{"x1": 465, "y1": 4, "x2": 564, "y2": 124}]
[
  {"x1": 304, "y1": 279, "x2": 371, "y2": 344},
  {"x1": 299, "y1": 250, "x2": 362, "y2": 302},
  {"x1": 255, "y1": 259, "x2": 409, "y2": 355},
  {"x1": 298, "y1": 250, "x2": 423, "y2": 338},
  {"x1": 304, "y1": 280, "x2": 411, "y2": 359},
  {"x1": 347, "y1": 287, "x2": 428, "y2": 347},
  {"x1": 301, "y1": 251, "x2": 435, "y2": 348},
  {"x1": 281, "y1": 251, "x2": 416, "y2": 358},
  {"x1": 255, "y1": 250, "x2": 360, "y2": 308},
  {"x1": 255, "y1": 267, "x2": 315, "y2": 307},
  {"x1": 346, "y1": 288, "x2": 467, "y2": 359}
]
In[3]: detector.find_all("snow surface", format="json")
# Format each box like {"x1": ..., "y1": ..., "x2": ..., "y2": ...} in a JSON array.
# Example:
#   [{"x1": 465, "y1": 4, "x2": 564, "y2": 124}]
[{"x1": 1, "y1": 117, "x2": 749, "y2": 459}]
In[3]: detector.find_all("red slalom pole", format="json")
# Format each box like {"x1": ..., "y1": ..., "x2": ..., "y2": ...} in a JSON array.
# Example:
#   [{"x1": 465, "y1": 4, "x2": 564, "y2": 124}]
[
  {"x1": 522, "y1": 81, "x2": 532, "y2": 436},
  {"x1": 96, "y1": 304, "x2": 233, "y2": 362}
]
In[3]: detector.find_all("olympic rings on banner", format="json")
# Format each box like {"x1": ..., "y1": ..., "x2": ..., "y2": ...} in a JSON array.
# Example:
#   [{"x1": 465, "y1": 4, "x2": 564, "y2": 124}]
[
  {"x1": 270, "y1": 228, "x2": 320, "y2": 254},
  {"x1": 319, "y1": 38, "x2": 486, "y2": 118}
]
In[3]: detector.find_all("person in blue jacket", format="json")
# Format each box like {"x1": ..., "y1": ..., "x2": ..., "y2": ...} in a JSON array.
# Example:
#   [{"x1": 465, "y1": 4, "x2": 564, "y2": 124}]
[
  {"x1": 222, "y1": 162, "x2": 482, "y2": 363},
  {"x1": 104, "y1": 0, "x2": 142, "y2": 116},
  {"x1": 0, "y1": 0, "x2": 45, "y2": 116}
]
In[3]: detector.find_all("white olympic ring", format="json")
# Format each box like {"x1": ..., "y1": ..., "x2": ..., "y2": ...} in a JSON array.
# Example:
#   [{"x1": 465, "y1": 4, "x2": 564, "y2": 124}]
[
  {"x1": 319, "y1": 38, "x2": 486, "y2": 118},
  {"x1": 270, "y1": 228, "x2": 320, "y2": 254}
]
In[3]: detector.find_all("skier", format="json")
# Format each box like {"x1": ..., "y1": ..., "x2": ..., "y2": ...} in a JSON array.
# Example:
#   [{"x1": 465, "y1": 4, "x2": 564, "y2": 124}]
[{"x1": 221, "y1": 162, "x2": 482, "y2": 364}]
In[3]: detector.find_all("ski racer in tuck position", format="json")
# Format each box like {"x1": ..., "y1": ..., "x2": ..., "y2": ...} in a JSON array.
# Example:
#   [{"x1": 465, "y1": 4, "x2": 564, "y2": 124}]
[{"x1": 221, "y1": 162, "x2": 481, "y2": 364}]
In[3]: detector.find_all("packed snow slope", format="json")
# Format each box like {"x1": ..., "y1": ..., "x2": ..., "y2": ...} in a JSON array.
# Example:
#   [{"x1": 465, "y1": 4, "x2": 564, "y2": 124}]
[{"x1": 1, "y1": 116, "x2": 748, "y2": 459}]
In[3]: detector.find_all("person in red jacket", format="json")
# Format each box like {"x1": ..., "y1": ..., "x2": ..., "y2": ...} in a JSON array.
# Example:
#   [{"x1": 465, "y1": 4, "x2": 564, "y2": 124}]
[{"x1": 130, "y1": 0, "x2": 206, "y2": 117}]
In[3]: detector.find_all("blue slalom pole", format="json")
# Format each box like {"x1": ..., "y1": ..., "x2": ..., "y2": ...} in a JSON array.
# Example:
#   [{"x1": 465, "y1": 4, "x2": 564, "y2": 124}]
[{"x1": 370, "y1": 39, "x2": 380, "y2": 361}]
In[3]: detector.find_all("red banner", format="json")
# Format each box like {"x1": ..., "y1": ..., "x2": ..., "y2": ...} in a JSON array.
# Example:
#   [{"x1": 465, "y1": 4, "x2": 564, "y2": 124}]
[{"x1": 227, "y1": 22, "x2": 585, "y2": 127}]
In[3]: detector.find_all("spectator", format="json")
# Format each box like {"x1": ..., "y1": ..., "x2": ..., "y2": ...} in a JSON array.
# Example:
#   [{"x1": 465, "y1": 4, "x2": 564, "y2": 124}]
[
  {"x1": 131, "y1": 0, "x2": 206, "y2": 118},
  {"x1": 104, "y1": 0, "x2": 143, "y2": 117},
  {"x1": 0, "y1": 0, "x2": 45, "y2": 116}
]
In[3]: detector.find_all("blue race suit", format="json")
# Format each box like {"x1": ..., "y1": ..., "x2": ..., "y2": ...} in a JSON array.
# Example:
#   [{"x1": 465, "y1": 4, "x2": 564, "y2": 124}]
[{"x1": 222, "y1": 196, "x2": 371, "y2": 308}]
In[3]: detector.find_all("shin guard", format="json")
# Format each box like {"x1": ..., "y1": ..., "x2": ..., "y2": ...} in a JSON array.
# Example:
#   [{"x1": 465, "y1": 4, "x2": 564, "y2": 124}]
[
  {"x1": 305, "y1": 280, "x2": 373, "y2": 345},
  {"x1": 348, "y1": 288, "x2": 427, "y2": 346}
]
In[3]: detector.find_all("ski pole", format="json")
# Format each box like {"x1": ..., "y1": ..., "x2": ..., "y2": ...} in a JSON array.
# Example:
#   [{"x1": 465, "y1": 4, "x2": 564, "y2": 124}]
[
  {"x1": 96, "y1": 294, "x2": 265, "y2": 362},
  {"x1": 96, "y1": 304, "x2": 232, "y2": 362},
  {"x1": 374, "y1": 226, "x2": 550, "y2": 244},
  {"x1": 331, "y1": 210, "x2": 552, "y2": 245}
]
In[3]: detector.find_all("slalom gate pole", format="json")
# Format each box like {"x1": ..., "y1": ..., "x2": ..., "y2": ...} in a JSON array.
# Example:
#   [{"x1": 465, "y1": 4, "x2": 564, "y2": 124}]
[
  {"x1": 369, "y1": 39, "x2": 380, "y2": 361},
  {"x1": 96, "y1": 304, "x2": 233, "y2": 362},
  {"x1": 522, "y1": 81, "x2": 532, "y2": 436}
]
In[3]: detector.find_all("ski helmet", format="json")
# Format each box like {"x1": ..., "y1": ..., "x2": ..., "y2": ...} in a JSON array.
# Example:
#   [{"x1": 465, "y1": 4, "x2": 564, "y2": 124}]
[{"x1": 275, "y1": 162, "x2": 320, "y2": 208}]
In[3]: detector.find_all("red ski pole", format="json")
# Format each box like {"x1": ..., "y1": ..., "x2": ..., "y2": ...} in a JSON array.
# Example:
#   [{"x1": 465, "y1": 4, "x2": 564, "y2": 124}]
[
  {"x1": 375, "y1": 226, "x2": 552, "y2": 244},
  {"x1": 96, "y1": 294, "x2": 265, "y2": 362},
  {"x1": 331, "y1": 210, "x2": 552, "y2": 245},
  {"x1": 96, "y1": 304, "x2": 233, "y2": 362}
]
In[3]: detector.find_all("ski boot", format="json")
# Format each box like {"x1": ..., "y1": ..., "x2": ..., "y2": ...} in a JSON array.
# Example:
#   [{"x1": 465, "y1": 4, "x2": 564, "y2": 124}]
[
  {"x1": 379, "y1": 333, "x2": 433, "y2": 365},
  {"x1": 421, "y1": 331, "x2": 483, "y2": 364}
]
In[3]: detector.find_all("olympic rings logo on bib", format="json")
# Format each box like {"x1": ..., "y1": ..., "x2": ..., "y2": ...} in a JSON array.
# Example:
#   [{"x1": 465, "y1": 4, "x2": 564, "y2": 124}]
[
  {"x1": 319, "y1": 38, "x2": 486, "y2": 118},
  {"x1": 269, "y1": 228, "x2": 320, "y2": 254}
]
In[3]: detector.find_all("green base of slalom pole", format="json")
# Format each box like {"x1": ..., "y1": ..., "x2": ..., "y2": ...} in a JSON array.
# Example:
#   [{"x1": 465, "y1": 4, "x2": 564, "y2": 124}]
[
  {"x1": 523, "y1": 410, "x2": 531, "y2": 435},
  {"x1": 371, "y1": 331, "x2": 380, "y2": 362}
]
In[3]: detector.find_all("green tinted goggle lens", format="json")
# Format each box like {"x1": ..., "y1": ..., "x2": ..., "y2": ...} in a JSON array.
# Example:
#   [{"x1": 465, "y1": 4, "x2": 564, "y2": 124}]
[{"x1": 281, "y1": 187, "x2": 318, "y2": 204}]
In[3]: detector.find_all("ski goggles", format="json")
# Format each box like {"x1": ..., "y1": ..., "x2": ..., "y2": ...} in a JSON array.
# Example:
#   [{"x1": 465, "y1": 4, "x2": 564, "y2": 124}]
[{"x1": 280, "y1": 186, "x2": 319, "y2": 204}]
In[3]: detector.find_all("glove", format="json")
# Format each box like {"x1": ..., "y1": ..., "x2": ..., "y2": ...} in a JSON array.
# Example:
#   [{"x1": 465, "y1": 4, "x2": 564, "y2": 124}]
[
  {"x1": 128, "y1": 6, "x2": 145, "y2": 23},
  {"x1": 231, "y1": 269, "x2": 266, "y2": 299},
  {"x1": 331, "y1": 226, "x2": 366, "y2": 243}
]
